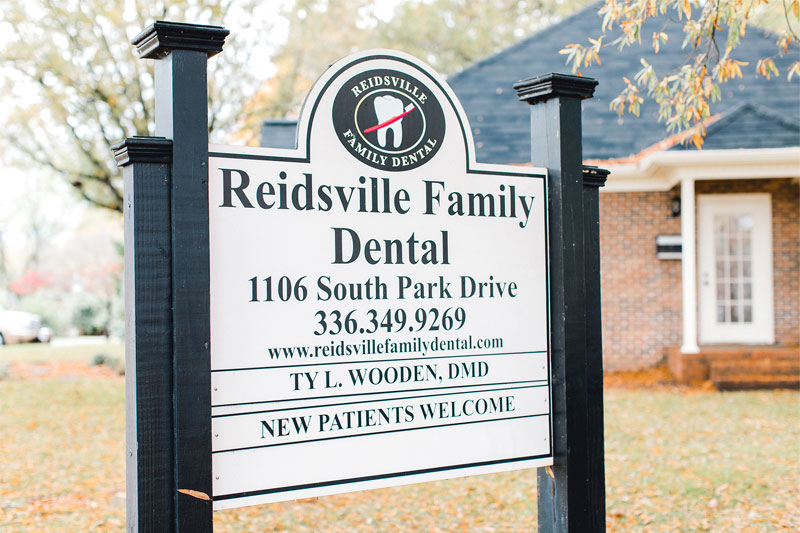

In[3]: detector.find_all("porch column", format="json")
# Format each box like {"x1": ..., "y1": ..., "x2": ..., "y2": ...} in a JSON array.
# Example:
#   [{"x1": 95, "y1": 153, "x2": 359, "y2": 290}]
[{"x1": 681, "y1": 176, "x2": 700, "y2": 353}]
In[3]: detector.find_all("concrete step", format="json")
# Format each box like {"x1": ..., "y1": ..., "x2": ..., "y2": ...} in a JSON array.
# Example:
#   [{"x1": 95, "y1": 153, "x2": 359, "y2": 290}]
[
  {"x1": 667, "y1": 345, "x2": 800, "y2": 384},
  {"x1": 711, "y1": 359, "x2": 800, "y2": 391}
]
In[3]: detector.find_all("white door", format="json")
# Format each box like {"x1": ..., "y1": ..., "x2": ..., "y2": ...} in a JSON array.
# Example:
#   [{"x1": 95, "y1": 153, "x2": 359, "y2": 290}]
[{"x1": 698, "y1": 193, "x2": 774, "y2": 344}]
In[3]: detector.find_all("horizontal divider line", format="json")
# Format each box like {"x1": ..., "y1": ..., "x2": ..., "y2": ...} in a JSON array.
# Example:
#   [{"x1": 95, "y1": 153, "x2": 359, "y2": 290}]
[
  {"x1": 209, "y1": 151, "x2": 307, "y2": 163},
  {"x1": 212, "y1": 350, "x2": 548, "y2": 373},
  {"x1": 209, "y1": 153, "x2": 546, "y2": 180},
  {"x1": 213, "y1": 413, "x2": 548, "y2": 454},
  {"x1": 212, "y1": 379, "x2": 549, "y2": 408},
  {"x1": 213, "y1": 383, "x2": 548, "y2": 418},
  {"x1": 214, "y1": 453, "x2": 551, "y2": 502}
]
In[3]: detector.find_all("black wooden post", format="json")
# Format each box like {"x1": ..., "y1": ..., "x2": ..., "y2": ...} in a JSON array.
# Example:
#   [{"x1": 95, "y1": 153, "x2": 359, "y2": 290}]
[
  {"x1": 513, "y1": 73, "x2": 606, "y2": 532},
  {"x1": 114, "y1": 136, "x2": 174, "y2": 532},
  {"x1": 582, "y1": 164, "x2": 609, "y2": 529},
  {"x1": 117, "y1": 21, "x2": 228, "y2": 532}
]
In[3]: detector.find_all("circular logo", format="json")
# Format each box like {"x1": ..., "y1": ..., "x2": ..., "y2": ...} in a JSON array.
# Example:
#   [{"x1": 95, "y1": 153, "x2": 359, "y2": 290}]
[{"x1": 332, "y1": 68, "x2": 445, "y2": 171}]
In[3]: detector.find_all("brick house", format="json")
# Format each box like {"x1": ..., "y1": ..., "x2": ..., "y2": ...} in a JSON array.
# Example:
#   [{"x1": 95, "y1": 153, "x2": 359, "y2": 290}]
[{"x1": 261, "y1": 4, "x2": 800, "y2": 382}]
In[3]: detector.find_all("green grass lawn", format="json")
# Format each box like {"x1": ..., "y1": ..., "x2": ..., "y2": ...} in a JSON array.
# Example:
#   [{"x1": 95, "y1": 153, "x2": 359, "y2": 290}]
[{"x1": 0, "y1": 346, "x2": 797, "y2": 531}]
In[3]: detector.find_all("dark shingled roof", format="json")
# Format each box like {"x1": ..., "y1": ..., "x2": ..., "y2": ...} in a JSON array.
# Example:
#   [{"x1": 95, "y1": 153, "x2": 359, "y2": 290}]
[
  {"x1": 259, "y1": 119, "x2": 299, "y2": 150},
  {"x1": 262, "y1": 2, "x2": 800, "y2": 161},
  {"x1": 669, "y1": 101, "x2": 800, "y2": 151}
]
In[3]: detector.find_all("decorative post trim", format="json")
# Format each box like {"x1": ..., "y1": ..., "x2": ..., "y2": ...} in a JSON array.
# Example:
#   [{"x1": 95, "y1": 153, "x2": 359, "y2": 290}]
[
  {"x1": 132, "y1": 21, "x2": 229, "y2": 59},
  {"x1": 113, "y1": 136, "x2": 173, "y2": 166},
  {"x1": 583, "y1": 165, "x2": 610, "y2": 188},
  {"x1": 514, "y1": 73, "x2": 598, "y2": 104}
]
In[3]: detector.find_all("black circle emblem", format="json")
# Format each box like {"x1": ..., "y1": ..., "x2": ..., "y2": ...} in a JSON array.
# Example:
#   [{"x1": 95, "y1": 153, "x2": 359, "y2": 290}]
[{"x1": 332, "y1": 68, "x2": 445, "y2": 171}]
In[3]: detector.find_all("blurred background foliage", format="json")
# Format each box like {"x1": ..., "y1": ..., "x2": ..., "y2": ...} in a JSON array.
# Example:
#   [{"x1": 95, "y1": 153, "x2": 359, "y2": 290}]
[
  {"x1": 0, "y1": 0, "x2": 792, "y2": 336},
  {"x1": 0, "y1": 0, "x2": 583, "y2": 335}
]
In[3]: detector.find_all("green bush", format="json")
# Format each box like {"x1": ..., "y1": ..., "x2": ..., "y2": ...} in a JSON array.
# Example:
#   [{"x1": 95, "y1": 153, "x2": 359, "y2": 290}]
[
  {"x1": 70, "y1": 293, "x2": 112, "y2": 336},
  {"x1": 17, "y1": 286, "x2": 124, "y2": 338}
]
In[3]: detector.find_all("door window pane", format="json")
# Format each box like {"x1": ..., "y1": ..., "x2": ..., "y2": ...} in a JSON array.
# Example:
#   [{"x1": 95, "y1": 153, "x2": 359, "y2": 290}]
[{"x1": 713, "y1": 213, "x2": 754, "y2": 324}]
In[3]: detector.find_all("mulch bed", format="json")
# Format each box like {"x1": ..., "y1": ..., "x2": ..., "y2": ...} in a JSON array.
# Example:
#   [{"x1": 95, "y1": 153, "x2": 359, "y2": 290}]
[{"x1": 603, "y1": 365, "x2": 714, "y2": 391}]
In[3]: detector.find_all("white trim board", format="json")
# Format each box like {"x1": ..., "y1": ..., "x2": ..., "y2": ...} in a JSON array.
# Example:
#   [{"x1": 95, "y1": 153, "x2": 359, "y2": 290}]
[{"x1": 597, "y1": 147, "x2": 800, "y2": 192}]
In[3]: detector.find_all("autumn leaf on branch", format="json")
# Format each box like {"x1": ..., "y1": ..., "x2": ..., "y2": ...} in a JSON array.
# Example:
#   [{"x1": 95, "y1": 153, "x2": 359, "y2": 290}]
[{"x1": 560, "y1": 0, "x2": 799, "y2": 144}]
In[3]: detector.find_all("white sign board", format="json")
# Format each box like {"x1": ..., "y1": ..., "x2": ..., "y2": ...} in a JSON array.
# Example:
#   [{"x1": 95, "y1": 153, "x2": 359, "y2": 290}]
[{"x1": 208, "y1": 51, "x2": 552, "y2": 510}]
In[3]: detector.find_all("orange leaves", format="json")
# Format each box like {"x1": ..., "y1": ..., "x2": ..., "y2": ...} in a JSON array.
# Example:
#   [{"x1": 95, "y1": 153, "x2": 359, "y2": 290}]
[
  {"x1": 586, "y1": 38, "x2": 603, "y2": 67},
  {"x1": 610, "y1": 76, "x2": 645, "y2": 116},
  {"x1": 652, "y1": 30, "x2": 668, "y2": 52},
  {"x1": 584, "y1": 0, "x2": 797, "y2": 146},
  {"x1": 681, "y1": 0, "x2": 692, "y2": 20},
  {"x1": 611, "y1": 55, "x2": 721, "y2": 146},
  {"x1": 604, "y1": 387, "x2": 800, "y2": 532},
  {"x1": 1, "y1": 375, "x2": 125, "y2": 531},
  {"x1": 717, "y1": 57, "x2": 749, "y2": 82},
  {"x1": 789, "y1": 61, "x2": 800, "y2": 81},
  {"x1": 689, "y1": 131, "x2": 705, "y2": 149},
  {"x1": 756, "y1": 58, "x2": 780, "y2": 79},
  {"x1": 777, "y1": 32, "x2": 795, "y2": 55},
  {"x1": 559, "y1": 36, "x2": 604, "y2": 73}
]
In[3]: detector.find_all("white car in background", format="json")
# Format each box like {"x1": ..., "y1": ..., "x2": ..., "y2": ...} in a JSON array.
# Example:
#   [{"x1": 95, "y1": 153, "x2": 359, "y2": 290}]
[{"x1": 0, "y1": 307, "x2": 51, "y2": 345}]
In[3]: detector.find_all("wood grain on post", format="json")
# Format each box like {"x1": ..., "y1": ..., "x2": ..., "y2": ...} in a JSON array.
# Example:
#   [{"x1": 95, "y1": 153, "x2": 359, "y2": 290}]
[{"x1": 514, "y1": 73, "x2": 606, "y2": 533}]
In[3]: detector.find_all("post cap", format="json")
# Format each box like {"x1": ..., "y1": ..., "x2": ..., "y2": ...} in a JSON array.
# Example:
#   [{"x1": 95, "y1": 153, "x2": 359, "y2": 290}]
[
  {"x1": 111, "y1": 136, "x2": 173, "y2": 167},
  {"x1": 132, "y1": 21, "x2": 229, "y2": 59},
  {"x1": 582, "y1": 165, "x2": 610, "y2": 188},
  {"x1": 513, "y1": 73, "x2": 598, "y2": 105}
]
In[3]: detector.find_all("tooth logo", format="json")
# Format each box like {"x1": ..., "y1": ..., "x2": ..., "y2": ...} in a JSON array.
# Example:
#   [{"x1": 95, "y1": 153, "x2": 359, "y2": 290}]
[
  {"x1": 372, "y1": 95, "x2": 407, "y2": 148},
  {"x1": 332, "y1": 67, "x2": 445, "y2": 171}
]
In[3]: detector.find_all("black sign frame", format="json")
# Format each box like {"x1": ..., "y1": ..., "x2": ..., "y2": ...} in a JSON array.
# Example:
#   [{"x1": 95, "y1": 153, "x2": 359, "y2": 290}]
[{"x1": 113, "y1": 21, "x2": 607, "y2": 533}]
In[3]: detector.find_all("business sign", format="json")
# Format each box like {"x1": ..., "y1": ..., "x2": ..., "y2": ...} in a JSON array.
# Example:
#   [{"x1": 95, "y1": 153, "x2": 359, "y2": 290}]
[{"x1": 208, "y1": 51, "x2": 552, "y2": 510}]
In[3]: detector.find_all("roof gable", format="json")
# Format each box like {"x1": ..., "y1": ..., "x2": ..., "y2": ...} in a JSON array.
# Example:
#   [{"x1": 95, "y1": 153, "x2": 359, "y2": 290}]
[{"x1": 670, "y1": 101, "x2": 800, "y2": 151}]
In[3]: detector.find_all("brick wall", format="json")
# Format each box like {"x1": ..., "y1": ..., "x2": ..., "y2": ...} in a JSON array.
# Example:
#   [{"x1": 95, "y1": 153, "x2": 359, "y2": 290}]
[
  {"x1": 599, "y1": 178, "x2": 799, "y2": 371},
  {"x1": 599, "y1": 189, "x2": 682, "y2": 370}
]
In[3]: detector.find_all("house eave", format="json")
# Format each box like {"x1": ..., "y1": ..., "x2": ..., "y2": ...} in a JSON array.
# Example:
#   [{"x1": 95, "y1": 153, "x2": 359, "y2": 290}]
[{"x1": 597, "y1": 147, "x2": 800, "y2": 192}]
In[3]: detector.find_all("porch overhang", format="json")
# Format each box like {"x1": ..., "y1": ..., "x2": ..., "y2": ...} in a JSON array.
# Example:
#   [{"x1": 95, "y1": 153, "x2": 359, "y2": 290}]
[{"x1": 591, "y1": 147, "x2": 800, "y2": 192}]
